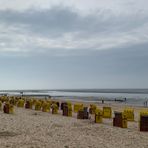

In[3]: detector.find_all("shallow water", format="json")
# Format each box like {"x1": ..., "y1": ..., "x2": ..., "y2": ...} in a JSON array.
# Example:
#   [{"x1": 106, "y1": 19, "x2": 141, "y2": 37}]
[{"x1": 1, "y1": 89, "x2": 148, "y2": 107}]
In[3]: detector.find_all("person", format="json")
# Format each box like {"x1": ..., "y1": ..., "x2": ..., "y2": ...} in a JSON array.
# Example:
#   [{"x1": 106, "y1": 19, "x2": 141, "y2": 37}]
[
  {"x1": 144, "y1": 101, "x2": 147, "y2": 107},
  {"x1": 144, "y1": 101, "x2": 146, "y2": 107}
]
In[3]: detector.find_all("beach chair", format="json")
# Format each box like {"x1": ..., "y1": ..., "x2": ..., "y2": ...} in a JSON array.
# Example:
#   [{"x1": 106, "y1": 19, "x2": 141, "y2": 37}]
[
  {"x1": 103, "y1": 107, "x2": 112, "y2": 118},
  {"x1": 0, "y1": 101, "x2": 2, "y2": 110},
  {"x1": 9, "y1": 104, "x2": 14, "y2": 114},
  {"x1": 89, "y1": 104, "x2": 97, "y2": 114},
  {"x1": 51, "y1": 103, "x2": 58, "y2": 114},
  {"x1": 10, "y1": 99, "x2": 17, "y2": 106},
  {"x1": 9, "y1": 96, "x2": 17, "y2": 105},
  {"x1": 42, "y1": 101, "x2": 50, "y2": 112},
  {"x1": 139, "y1": 110, "x2": 148, "y2": 131},
  {"x1": 51, "y1": 101, "x2": 59, "y2": 108},
  {"x1": 77, "y1": 107, "x2": 89, "y2": 119},
  {"x1": 61, "y1": 102, "x2": 67, "y2": 110},
  {"x1": 3, "y1": 103, "x2": 14, "y2": 114},
  {"x1": 17, "y1": 99, "x2": 25, "y2": 107},
  {"x1": 3, "y1": 103, "x2": 9, "y2": 113},
  {"x1": 35, "y1": 101, "x2": 42, "y2": 111},
  {"x1": 95, "y1": 108, "x2": 103, "y2": 123},
  {"x1": 25, "y1": 99, "x2": 33, "y2": 109},
  {"x1": 1, "y1": 96, "x2": 8, "y2": 103},
  {"x1": 63, "y1": 103, "x2": 72, "y2": 117},
  {"x1": 113, "y1": 112, "x2": 127, "y2": 128},
  {"x1": 123, "y1": 108, "x2": 134, "y2": 121}
]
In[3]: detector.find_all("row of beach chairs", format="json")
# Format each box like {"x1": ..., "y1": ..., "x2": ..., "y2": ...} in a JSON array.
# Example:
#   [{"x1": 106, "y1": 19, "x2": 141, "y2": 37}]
[{"x1": 0, "y1": 96, "x2": 148, "y2": 132}]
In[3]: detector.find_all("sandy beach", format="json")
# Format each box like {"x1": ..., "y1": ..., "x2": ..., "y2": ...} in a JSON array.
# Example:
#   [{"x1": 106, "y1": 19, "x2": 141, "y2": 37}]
[{"x1": 0, "y1": 101, "x2": 148, "y2": 148}]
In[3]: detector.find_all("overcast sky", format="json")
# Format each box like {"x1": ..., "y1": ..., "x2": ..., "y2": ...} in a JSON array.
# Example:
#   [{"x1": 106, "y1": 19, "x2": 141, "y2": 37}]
[{"x1": 0, "y1": 0, "x2": 148, "y2": 89}]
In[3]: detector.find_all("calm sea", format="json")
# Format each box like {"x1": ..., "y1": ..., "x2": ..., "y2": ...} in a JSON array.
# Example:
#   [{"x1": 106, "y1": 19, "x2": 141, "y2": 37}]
[{"x1": 1, "y1": 89, "x2": 148, "y2": 107}]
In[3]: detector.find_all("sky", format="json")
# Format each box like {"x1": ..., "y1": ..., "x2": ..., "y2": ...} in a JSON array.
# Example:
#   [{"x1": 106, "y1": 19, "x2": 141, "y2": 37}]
[{"x1": 0, "y1": 0, "x2": 148, "y2": 89}]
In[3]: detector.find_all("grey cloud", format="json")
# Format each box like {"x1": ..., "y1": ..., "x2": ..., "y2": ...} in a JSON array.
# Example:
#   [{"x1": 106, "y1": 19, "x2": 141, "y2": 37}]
[
  {"x1": 0, "y1": 7, "x2": 82, "y2": 37},
  {"x1": 0, "y1": 7, "x2": 148, "y2": 38},
  {"x1": 0, "y1": 6, "x2": 148, "y2": 57}
]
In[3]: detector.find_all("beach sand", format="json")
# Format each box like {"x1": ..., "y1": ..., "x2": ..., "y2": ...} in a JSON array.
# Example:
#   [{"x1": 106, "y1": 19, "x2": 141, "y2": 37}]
[{"x1": 0, "y1": 102, "x2": 148, "y2": 148}]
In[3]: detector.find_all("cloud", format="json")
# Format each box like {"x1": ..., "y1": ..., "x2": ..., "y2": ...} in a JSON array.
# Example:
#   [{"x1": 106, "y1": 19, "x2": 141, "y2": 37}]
[{"x1": 0, "y1": 2, "x2": 148, "y2": 56}]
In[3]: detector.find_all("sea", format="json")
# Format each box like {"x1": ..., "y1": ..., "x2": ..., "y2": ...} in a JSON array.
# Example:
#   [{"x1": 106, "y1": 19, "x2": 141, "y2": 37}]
[{"x1": 1, "y1": 89, "x2": 148, "y2": 107}]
